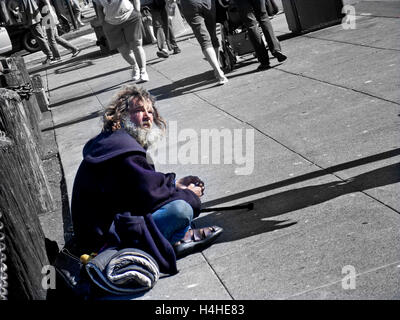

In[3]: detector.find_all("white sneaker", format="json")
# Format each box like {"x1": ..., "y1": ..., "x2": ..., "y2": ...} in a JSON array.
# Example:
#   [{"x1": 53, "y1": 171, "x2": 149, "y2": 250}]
[
  {"x1": 132, "y1": 67, "x2": 140, "y2": 81},
  {"x1": 139, "y1": 70, "x2": 149, "y2": 83}
]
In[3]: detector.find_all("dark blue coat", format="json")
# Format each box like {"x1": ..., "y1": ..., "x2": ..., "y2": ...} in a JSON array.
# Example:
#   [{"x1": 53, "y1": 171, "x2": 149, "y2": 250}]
[{"x1": 71, "y1": 129, "x2": 201, "y2": 274}]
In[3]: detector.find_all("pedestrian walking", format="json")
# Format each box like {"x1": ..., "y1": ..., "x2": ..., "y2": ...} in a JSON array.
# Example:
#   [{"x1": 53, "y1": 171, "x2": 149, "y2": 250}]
[
  {"x1": 8, "y1": 0, "x2": 54, "y2": 64},
  {"x1": 70, "y1": 0, "x2": 85, "y2": 27},
  {"x1": 40, "y1": 2, "x2": 81, "y2": 62},
  {"x1": 180, "y1": 0, "x2": 228, "y2": 85},
  {"x1": 233, "y1": 0, "x2": 287, "y2": 71},
  {"x1": 94, "y1": 0, "x2": 149, "y2": 82},
  {"x1": 152, "y1": 0, "x2": 181, "y2": 59}
]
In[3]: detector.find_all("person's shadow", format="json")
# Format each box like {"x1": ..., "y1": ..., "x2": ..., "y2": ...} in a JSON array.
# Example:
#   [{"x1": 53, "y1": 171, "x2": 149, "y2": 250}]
[
  {"x1": 149, "y1": 70, "x2": 222, "y2": 101},
  {"x1": 194, "y1": 162, "x2": 400, "y2": 244}
]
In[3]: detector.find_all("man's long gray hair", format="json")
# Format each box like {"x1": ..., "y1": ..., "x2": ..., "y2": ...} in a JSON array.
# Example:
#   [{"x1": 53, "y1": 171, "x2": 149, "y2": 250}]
[{"x1": 103, "y1": 85, "x2": 166, "y2": 133}]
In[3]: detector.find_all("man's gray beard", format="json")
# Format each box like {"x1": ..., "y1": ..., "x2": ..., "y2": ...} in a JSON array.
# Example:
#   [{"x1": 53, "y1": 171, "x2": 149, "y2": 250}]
[{"x1": 121, "y1": 115, "x2": 164, "y2": 150}]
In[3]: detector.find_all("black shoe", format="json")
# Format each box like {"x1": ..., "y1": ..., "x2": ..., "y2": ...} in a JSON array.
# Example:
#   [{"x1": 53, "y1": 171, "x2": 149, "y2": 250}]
[
  {"x1": 173, "y1": 226, "x2": 223, "y2": 258},
  {"x1": 173, "y1": 46, "x2": 181, "y2": 54},
  {"x1": 273, "y1": 51, "x2": 287, "y2": 63},
  {"x1": 256, "y1": 63, "x2": 271, "y2": 71},
  {"x1": 71, "y1": 49, "x2": 81, "y2": 57},
  {"x1": 42, "y1": 57, "x2": 56, "y2": 65}
]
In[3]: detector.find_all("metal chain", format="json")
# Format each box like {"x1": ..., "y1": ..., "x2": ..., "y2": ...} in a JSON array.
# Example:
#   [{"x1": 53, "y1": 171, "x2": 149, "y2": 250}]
[
  {"x1": 6, "y1": 83, "x2": 33, "y2": 100},
  {"x1": 0, "y1": 210, "x2": 8, "y2": 300},
  {"x1": 0, "y1": 130, "x2": 8, "y2": 299}
]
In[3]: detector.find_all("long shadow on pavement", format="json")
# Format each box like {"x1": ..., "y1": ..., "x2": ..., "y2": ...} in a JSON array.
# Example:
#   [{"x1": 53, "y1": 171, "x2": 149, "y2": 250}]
[
  {"x1": 150, "y1": 70, "x2": 226, "y2": 101},
  {"x1": 195, "y1": 160, "x2": 400, "y2": 244},
  {"x1": 49, "y1": 79, "x2": 133, "y2": 108},
  {"x1": 203, "y1": 149, "x2": 400, "y2": 209},
  {"x1": 48, "y1": 56, "x2": 167, "y2": 92},
  {"x1": 149, "y1": 58, "x2": 284, "y2": 101},
  {"x1": 50, "y1": 65, "x2": 132, "y2": 91},
  {"x1": 49, "y1": 64, "x2": 214, "y2": 108},
  {"x1": 41, "y1": 109, "x2": 104, "y2": 132},
  {"x1": 45, "y1": 71, "x2": 225, "y2": 127}
]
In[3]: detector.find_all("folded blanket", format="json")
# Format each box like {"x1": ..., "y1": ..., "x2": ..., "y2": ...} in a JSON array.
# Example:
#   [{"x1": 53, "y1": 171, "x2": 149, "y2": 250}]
[{"x1": 85, "y1": 247, "x2": 160, "y2": 295}]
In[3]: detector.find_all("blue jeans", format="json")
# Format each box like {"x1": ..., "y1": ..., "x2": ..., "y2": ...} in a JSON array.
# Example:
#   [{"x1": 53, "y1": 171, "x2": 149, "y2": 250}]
[
  {"x1": 30, "y1": 23, "x2": 52, "y2": 58},
  {"x1": 152, "y1": 200, "x2": 193, "y2": 244}
]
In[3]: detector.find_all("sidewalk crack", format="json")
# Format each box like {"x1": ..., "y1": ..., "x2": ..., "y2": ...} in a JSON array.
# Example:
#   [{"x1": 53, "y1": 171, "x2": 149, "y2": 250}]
[
  {"x1": 301, "y1": 34, "x2": 400, "y2": 53},
  {"x1": 284, "y1": 260, "x2": 400, "y2": 299},
  {"x1": 275, "y1": 68, "x2": 400, "y2": 107},
  {"x1": 201, "y1": 253, "x2": 235, "y2": 300}
]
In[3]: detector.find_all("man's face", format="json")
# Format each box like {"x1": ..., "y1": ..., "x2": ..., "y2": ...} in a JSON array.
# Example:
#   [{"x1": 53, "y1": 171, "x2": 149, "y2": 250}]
[{"x1": 129, "y1": 98, "x2": 154, "y2": 129}]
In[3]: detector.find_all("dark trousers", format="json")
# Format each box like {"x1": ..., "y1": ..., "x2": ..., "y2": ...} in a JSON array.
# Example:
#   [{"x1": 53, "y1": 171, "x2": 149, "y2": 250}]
[
  {"x1": 30, "y1": 22, "x2": 52, "y2": 58},
  {"x1": 45, "y1": 26, "x2": 78, "y2": 58},
  {"x1": 266, "y1": 0, "x2": 279, "y2": 16},
  {"x1": 152, "y1": 6, "x2": 178, "y2": 50},
  {"x1": 234, "y1": 0, "x2": 281, "y2": 65}
]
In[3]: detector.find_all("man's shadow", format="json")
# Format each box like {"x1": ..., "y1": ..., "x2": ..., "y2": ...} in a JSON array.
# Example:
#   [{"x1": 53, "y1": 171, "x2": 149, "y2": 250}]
[{"x1": 194, "y1": 162, "x2": 400, "y2": 244}]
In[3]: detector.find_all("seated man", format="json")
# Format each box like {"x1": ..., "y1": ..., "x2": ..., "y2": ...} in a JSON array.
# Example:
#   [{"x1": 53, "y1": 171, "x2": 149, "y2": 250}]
[{"x1": 71, "y1": 85, "x2": 222, "y2": 265}]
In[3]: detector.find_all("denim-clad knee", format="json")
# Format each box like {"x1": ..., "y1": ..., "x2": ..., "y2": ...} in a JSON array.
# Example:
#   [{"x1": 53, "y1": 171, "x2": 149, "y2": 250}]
[
  {"x1": 152, "y1": 200, "x2": 193, "y2": 244},
  {"x1": 166, "y1": 200, "x2": 193, "y2": 223}
]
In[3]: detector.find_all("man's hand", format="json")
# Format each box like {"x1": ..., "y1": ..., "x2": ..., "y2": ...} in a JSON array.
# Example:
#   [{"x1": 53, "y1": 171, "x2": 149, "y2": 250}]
[
  {"x1": 186, "y1": 184, "x2": 204, "y2": 198},
  {"x1": 176, "y1": 175, "x2": 204, "y2": 188},
  {"x1": 176, "y1": 175, "x2": 205, "y2": 197}
]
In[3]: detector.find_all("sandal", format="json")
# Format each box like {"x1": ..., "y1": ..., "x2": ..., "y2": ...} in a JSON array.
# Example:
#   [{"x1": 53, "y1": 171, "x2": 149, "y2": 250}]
[{"x1": 173, "y1": 226, "x2": 223, "y2": 258}]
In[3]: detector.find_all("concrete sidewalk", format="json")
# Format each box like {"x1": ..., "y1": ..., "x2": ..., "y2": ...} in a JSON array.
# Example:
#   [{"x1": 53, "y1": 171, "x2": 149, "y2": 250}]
[{"x1": 27, "y1": 0, "x2": 400, "y2": 300}]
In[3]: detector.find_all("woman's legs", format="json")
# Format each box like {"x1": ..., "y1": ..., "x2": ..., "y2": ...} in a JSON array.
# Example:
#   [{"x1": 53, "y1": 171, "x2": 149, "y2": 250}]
[
  {"x1": 116, "y1": 17, "x2": 148, "y2": 81},
  {"x1": 202, "y1": 46, "x2": 226, "y2": 82},
  {"x1": 181, "y1": 5, "x2": 227, "y2": 84},
  {"x1": 130, "y1": 38, "x2": 148, "y2": 82},
  {"x1": 130, "y1": 39, "x2": 147, "y2": 71},
  {"x1": 201, "y1": 2, "x2": 226, "y2": 81},
  {"x1": 152, "y1": 200, "x2": 194, "y2": 244},
  {"x1": 117, "y1": 42, "x2": 143, "y2": 80},
  {"x1": 117, "y1": 43, "x2": 138, "y2": 67}
]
